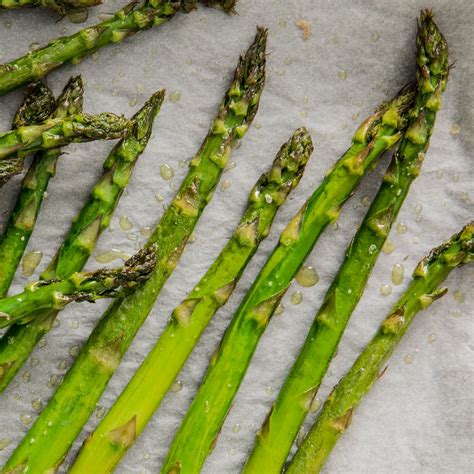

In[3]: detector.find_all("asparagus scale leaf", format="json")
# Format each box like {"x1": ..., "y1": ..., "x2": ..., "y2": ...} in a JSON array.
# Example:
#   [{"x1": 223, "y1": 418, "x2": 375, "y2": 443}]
[
  {"x1": 0, "y1": 90, "x2": 165, "y2": 393},
  {"x1": 0, "y1": 76, "x2": 84, "y2": 297},
  {"x1": 243, "y1": 10, "x2": 449, "y2": 473},
  {"x1": 0, "y1": 0, "x2": 236, "y2": 97},
  {"x1": 0, "y1": 0, "x2": 101, "y2": 15},
  {"x1": 2, "y1": 27, "x2": 265, "y2": 473},
  {"x1": 287, "y1": 222, "x2": 474, "y2": 474},
  {"x1": 70, "y1": 128, "x2": 313, "y2": 473},
  {"x1": 161, "y1": 85, "x2": 415, "y2": 473},
  {"x1": 0, "y1": 247, "x2": 156, "y2": 328}
]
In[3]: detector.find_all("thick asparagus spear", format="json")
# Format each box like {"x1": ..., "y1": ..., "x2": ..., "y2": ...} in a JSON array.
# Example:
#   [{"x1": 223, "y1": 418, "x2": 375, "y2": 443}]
[
  {"x1": 2, "y1": 28, "x2": 265, "y2": 473},
  {"x1": 0, "y1": 81, "x2": 55, "y2": 188},
  {"x1": 243, "y1": 10, "x2": 449, "y2": 473},
  {"x1": 0, "y1": 247, "x2": 156, "y2": 328},
  {"x1": 70, "y1": 128, "x2": 313, "y2": 473},
  {"x1": 0, "y1": 112, "x2": 131, "y2": 162},
  {"x1": 0, "y1": 0, "x2": 101, "y2": 15},
  {"x1": 287, "y1": 222, "x2": 474, "y2": 474},
  {"x1": 0, "y1": 76, "x2": 84, "y2": 297},
  {"x1": 0, "y1": 0, "x2": 236, "y2": 97},
  {"x1": 161, "y1": 86, "x2": 415, "y2": 473},
  {"x1": 0, "y1": 90, "x2": 165, "y2": 392}
]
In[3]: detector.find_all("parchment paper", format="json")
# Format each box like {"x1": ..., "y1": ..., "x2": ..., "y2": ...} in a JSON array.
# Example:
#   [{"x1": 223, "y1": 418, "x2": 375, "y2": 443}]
[{"x1": 0, "y1": 1, "x2": 472, "y2": 472}]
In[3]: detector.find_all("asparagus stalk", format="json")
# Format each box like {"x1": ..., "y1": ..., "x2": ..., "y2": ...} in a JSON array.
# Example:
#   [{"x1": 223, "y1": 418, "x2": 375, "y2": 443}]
[
  {"x1": 243, "y1": 11, "x2": 449, "y2": 473},
  {"x1": 0, "y1": 112, "x2": 131, "y2": 162},
  {"x1": 2, "y1": 27, "x2": 265, "y2": 473},
  {"x1": 0, "y1": 0, "x2": 101, "y2": 15},
  {"x1": 0, "y1": 81, "x2": 55, "y2": 188},
  {"x1": 0, "y1": 76, "x2": 84, "y2": 297},
  {"x1": 70, "y1": 128, "x2": 313, "y2": 473},
  {"x1": 161, "y1": 86, "x2": 416, "y2": 473},
  {"x1": 0, "y1": 0, "x2": 236, "y2": 97},
  {"x1": 0, "y1": 90, "x2": 165, "y2": 392},
  {"x1": 287, "y1": 222, "x2": 474, "y2": 473},
  {"x1": 0, "y1": 247, "x2": 156, "y2": 328}
]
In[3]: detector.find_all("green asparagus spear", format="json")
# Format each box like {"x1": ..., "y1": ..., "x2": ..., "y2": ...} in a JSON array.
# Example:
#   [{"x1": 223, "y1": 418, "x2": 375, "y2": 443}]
[
  {"x1": 0, "y1": 247, "x2": 156, "y2": 328},
  {"x1": 0, "y1": 76, "x2": 84, "y2": 297},
  {"x1": 243, "y1": 11, "x2": 449, "y2": 473},
  {"x1": 70, "y1": 128, "x2": 313, "y2": 474},
  {"x1": 2, "y1": 27, "x2": 265, "y2": 473},
  {"x1": 0, "y1": 112, "x2": 131, "y2": 162},
  {"x1": 287, "y1": 222, "x2": 474, "y2": 474},
  {"x1": 161, "y1": 85, "x2": 415, "y2": 473},
  {"x1": 0, "y1": 0, "x2": 236, "y2": 97},
  {"x1": 0, "y1": 81, "x2": 55, "y2": 188},
  {"x1": 0, "y1": 90, "x2": 165, "y2": 393},
  {"x1": 0, "y1": 0, "x2": 101, "y2": 15}
]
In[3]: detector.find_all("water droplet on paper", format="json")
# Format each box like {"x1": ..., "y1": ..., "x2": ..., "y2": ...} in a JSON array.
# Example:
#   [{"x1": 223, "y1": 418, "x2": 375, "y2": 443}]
[
  {"x1": 0, "y1": 438, "x2": 12, "y2": 451},
  {"x1": 227, "y1": 447, "x2": 236, "y2": 455},
  {"x1": 370, "y1": 31, "x2": 380, "y2": 42},
  {"x1": 300, "y1": 110, "x2": 308, "y2": 119},
  {"x1": 127, "y1": 233, "x2": 138, "y2": 242},
  {"x1": 391, "y1": 263, "x2": 404, "y2": 285},
  {"x1": 436, "y1": 169, "x2": 443, "y2": 179},
  {"x1": 31, "y1": 398, "x2": 43, "y2": 411},
  {"x1": 155, "y1": 192, "x2": 164, "y2": 202},
  {"x1": 449, "y1": 124, "x2": 461, "y2": 135},
  {"x1": 22, "y1": 371, "x2": 31, "y2": 383},
  {"x1": 96, "y1": 405, "x2": 106, "y2": 419},
  {"x1": 338, "y1": 70, "x2": 347, "y2": 80},
  {"x1": 48, "y1": 374, "x2": 61, "y2": 389},
  {"x1": 279, "y1": 18, "x2": 287, "y2": 28},
  {"x1": 296, "y1": 428, "x2": 306, "y2": 447},
  {"x1": 224, "y1": 161, "x2": 236, "y2": 173},
  {"x1": 361, "y1": 195, "x2": 371, "y2": 206},
  {"x1": 452, "y1": 173, "x2": 460, "y2": 183},
  {"x1": 231, "y1": 423, "x2": 241, "y2": 433},
  {"x1": 220, "y1": 180, "x2": 231, "y2": 192},
  {"x1": 29, "y1": 42, "x2": 40, "y2": 51},
  {"x1": 20, "y1": 414, "x2": 33, "y2": 426},
  {"x1": 382, "y1": 240, "x2": 395, "y2": 254},
  {"x1": 58, "y1": 359, "x2": 68, "y2": 371},
  {"x1": 453, "y1": 290, "x2": 465, "y2": 303},
  {"x1": 178, "y1": 159, "x2": 188, "y2": 169},
  {"x1": 274, "y1": 304, "x2": 285, "y2": 316},
  {"x1": 451, "y1": 310, "x2": 462, "y2": 318},
  {"x1": 283, "y1": 57, "x2": 293, "y2": 66},
  {"x1": 296, "y1": 266, "x2": 319, "y2": 287},
  {"x1": 396, "y1": 222, "x2": 407, "y2": 234},
  {"x1": 21, "y1": 251, "x2": 43, "y2": 277},
  {"x1": 95, "y1": 249, "x2": 131, "y2": 264},
  {"x1": 404, "y1": 353, "x2": 414, "y2": 365},
  {"x1": 265, "y1": 386, "x2": 274, "y2": 395},
  {"x1": 128, "y1": 98, "x2": 137, "y2": 107},
  {"x1": 428, "y1": 334, "x2": 437, "y2": 344},
  {"x1": 30, "y1": 358, "x2": 39, "y2": 367},
  {"x1": 309, "y1": 397, "x2": 322, "y2": 413},
  {"x1": 91, "y1": 51, "x2": 99, "y2": 61},
  {"x1": 71, "y1": 320, "x2": 79, "y2": 330},
  {"x1": 119, "y1": 215, "x2": 133, "y2": 231},
  {"x1": 67, "y1": 8, "x2": 88, "y2": 24},
  {"x1": 139, "y1": 226, "x2": 153, "y2": 238},
  {"x1": 69, "y1": 345, "x2": 80, "y2": 357},
  {"x1": 380, "y1": 284, "x2": 392, "y2": 296},
  {"x1": 38, "y1": 338, "x2": 47, "y2": 348},
  {"x1": 169, "y1": 91, "x2": 181, "y2": 103},
  {"x1": 160, "y1": 164, "x2": 174, "y2": 181},
  {"x1": 291, "y1": 290, "x2": 303, "y2": 305},
  {"x1": 171, "y1": 380, "x2": 183, "y2": 393},
  {"x1": 414, "y1": 204, "x2": 422, "y2": 216}
]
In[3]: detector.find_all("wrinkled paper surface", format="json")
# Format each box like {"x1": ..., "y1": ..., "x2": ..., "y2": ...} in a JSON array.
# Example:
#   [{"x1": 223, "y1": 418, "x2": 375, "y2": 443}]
[{"x1": 0, "y1": 0, "x2": 472, "y2": 472}]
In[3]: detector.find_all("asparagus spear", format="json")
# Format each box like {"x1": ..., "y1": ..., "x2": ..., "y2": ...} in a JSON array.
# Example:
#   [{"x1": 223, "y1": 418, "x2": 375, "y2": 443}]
[
  {"x1": 0, "y1": 0, "x2": 101, "y2": 15},
  {"x1": 70, "y1": 128, "x2": 313, "y2": 473},
  {"x1": 0, "y1": 90, "x2": 165, "y2": 392},
  {"x1": 0, "y1": 0, "x2": 236, "y2": 97},
  {"x1": 0, "y1": 76, "x2": 84, "y2": 297},
  {"x1": 243, "y1": 11, "x2": 449, "y2": 473},
  {"x1": 0, "y1": 112, "x2": 131, "y2": 162},
  {"x1": 0, "y1": 81, "x2": 55, "y2": 188},
  {"x1": 0, "y1": 247, "x2": 156, "y2": 328},
  {"x1": 287, "y1": 222, "x2": 474, "y2": 474},
  {"x1": 161, "y1": 85, "x2": 415, "y2": 473},
  {"x1": 2, "y1": 28, "x2": 265, "y2": 473}
]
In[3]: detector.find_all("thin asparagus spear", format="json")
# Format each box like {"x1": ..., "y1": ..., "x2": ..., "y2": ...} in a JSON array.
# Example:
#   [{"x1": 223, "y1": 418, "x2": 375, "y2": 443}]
[
  {"x1": 287, "y1": 222, "x2": 474, "y2": 474},
  {"x1": 0, "y1": 112, "x2": 131, "y2": 162},
  {"x1": 2, "y1": 27, "x2": 266, "y2": 473},
  {"x1": 0, "y1": 247, "x2": 156, "y2": 328},
  {"x1": 161, "y1": 85, "x2": 416, "y2": 473},
  {"x1": 0, "y1": 81, "x2": 55, "y2": 188},
  {"x1": 243, "y1": 10, "x2": 449, "y2": 473},
  {"x1": 0, "y1": 0, "x2": 101, "y2": 15},
  {"x1": 0, "y1": 76, "x2": 84, "y2": 297},
  {"x1": 0, "y1": 90, "x2": 165, "y2": 392},
  {"x1": 70, "y1": 128, "x2": 313, "y2": 473},
  {"x1": 0, "y1": 0, "x2": 236, "y2": 97}
]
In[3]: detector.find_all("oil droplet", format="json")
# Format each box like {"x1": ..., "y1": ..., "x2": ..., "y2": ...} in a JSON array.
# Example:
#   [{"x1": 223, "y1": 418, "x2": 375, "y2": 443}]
[
  {"x1": 391, "y1": 263, "x2": 404, "y2": 286},
  {"x1": 171, "y1": 380, "x2": 183, "y2": 393},
  {"x1": 140, "y1": 226, "x2": 153, "y2": 238},
  {"x1": 21, "y1": 251, "x2": 43, "y2": 277},
  {"x1": 309, "y1": 397, "x2": 322, "y2": 413},
  {"x1": 160, "y1": 164, "x2": 175, "y2": 181},
  {"x1": 231, "y1": 423, "x2": 241, "y2": 433},
  {"x1": 265, "y1": 385, "x2": 274, "y2": 395},
  {"x1": 169, "y1": 91, "x2": 181, "y2": 103},
  {"x1": 0, "y1": 438, "x2": 12, "y2": 451},
  {"x1": 31, "y1": 398, "x2": 43, "y2": 411},
  {"x1": 361, "y1": 195, "x2": 371, "y2": 206},
  {"x1": 58, "y1": 359, "x2": 68, "y2": 371},
  {"x1": 20, "y1": 414, "x2": 33, "y2": 426},
  {"x1": 22, "y1": 371, "x2": 31, "y2": 383},
  {"x1": 128, "y1": 98, "x2": 137, "y2": 107},
  {"x1": 296, "y1": 428, "x2": 306, "y2": 447},
  {"x1": 155, "y1": 192, "x2": 164, "y2": 202},
  {"x1": 48, "y1": 374, "x2": 61, "y2": 389},
  {"x1": 460, "y1": 192, "x2": 470, "y2": 204},
  {"x1": 91, "y1": 51, "x2": 99, "y2": 61},
  {"x1": 404, "y1": 353, "x2": 414, "y2": 365},
  {"x1": 112, "y1": 89, "x2": 118, "y2": 96},
  {"x1": 274, "y1": 304, "x2": 285, "y2": 316},
  {"x1": 119, "y1": 215, "x2": 133, "y2": 231},
  {"x1": 296, "y1": 266, "x2": 319, "y2": 287},
  {"x1": 276, "y1": 69, "x2": 286, "y2": 77},
  {"x1": 414, "y1": 204, "x2": 422, "y2": 215},
  {"x1": 428, "y1": 334, "x2": 437, "y2": 343},
  {"x1": 38, "y1": 338, "x2": 47, "y2": 348},
  {"x1": 95, "y1": 249, "x2": 131, "y2": 264},
  {"x1": 396, "y1": 222, "x2": 407, "y2": 234},
  {"x1": 29, "y1": 42, "x2": 41, "y2": 51},
  {"x1": 227, "y1": 447, "x2": 236, "y2": 456},
  {"x1": 300, "y1": 110, "x2": 308, "y2": 119},
  {"x1": 338, "y1": 70, "x2": 347, "y2": 80},
  {"x1": 178, "y1": 159, "x2": 188, "y2": 169},
  {"x1": 279, "y1": 18, "x2": 287, "y2": 28},
  {"x1": 303, "y1": 95, "x2": 309, "y2": 104},
  {"x1": 30, "y1": 358, "x2": 39, "y2": 367},
  {"x1": 96, "y1": 405, "x2": 106, "y2": 419},
  {"x1": 370, "y1": 31, "x2": 380, "y2": 42},
  {"x1": 452, "y1": 173, "x2": 459, "y2": 183},
  {"x1": 449, "y1": 124, "x2": 461, "y2": 135},
  {"x1": 436, "y1": 169, "x2": 443, "y2": 179},
  {"x1": 67, "y1": 8, "x2": 88, "y2": 24},
  {"x1": 291, "y1": 290, "x2": 303, "y2": 305},
  {"x1": 283, "y1": 57, "x2": 293, "y2": 66},
  {"x1": 453, "y1": 290, "x2": 465, "y2": 303},
  {"x1": 69, "y1": 345, "x2": 80, "y2": 357},
  {"x1": 127, "y1": 233, "x2": 138, "y2": 242},
  {"x1": 380, "y1": 284, "x2": 392, "y2": 296},
  {"x1": 71, "y1": 320, "x2": 79, "y2": 329},
  {"x1": 220, "y1": 180, "x2": 231, "y2": 192},
  {"x1": 255, "y1": 122, "x2": 262, "y2": 130}
]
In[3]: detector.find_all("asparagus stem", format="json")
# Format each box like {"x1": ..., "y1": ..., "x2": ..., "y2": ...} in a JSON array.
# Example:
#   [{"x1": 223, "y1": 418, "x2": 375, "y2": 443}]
[
  {"x1": 0, "y1": 76, "x2": 84, "y2": 297},
  {"x1": 243, "y1": 10, "x2": 449, "y2": 473},
  {"x1": 0, "y1": 90, "x2": 165, "y2": 393},
  {"x1": 287, "y1": 222, "x2": 474, "y2": 473},
  {"x1": 0, "y1": 0, "x2": 236, "y2": 97},
  {"x1": 70, "y1": 128, "x2": 313, "y2": 473},
  {"x1": 161, "y1": 84, "x2": 416, "y2": 473},
  {"x1": 0, "y1": 248, "x2": 156, "y2": 328},
  {"x1": 2, "y1": 27, "x2": 265, "y2": 473},
  {"x1": 0, "y1": 81, "x2": 55, "y2": 188},
  {"x1": 0, "y1": 0, "x2": 101, "y2": 15}
]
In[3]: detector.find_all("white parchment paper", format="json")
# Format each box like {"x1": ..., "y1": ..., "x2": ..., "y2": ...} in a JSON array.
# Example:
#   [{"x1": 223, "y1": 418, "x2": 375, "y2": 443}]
[{"x1": 0, "y1": 1, "x2": 472, "y2": 472}]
